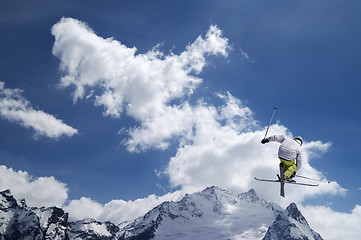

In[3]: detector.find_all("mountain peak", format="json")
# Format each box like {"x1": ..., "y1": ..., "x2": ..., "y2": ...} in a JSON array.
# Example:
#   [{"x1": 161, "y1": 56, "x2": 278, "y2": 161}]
[
  {"x1": 0, "y1": 189, "x2": 11, "y2": 196},
  {"x1": 198, "y1": 185, "x2": 229, "y2": 197},
  {"x1": 264, "y1": 202, "x2": 323, "y2": 240},
  {"x1": 239, "y1": 188, "x2": 259, "y2": 201},
  {"x1": 247, "y1": 188, "x2": 257, "y2": 195},
  {"x1": 286, "y1": 202, "x2": 308, "y2": 225},
  {"x1": 201, "y1": 185, "x2": 222, "y2": 193},
  {"x1": 0, "y1": 189, "x2": 18, "y2": 209}
]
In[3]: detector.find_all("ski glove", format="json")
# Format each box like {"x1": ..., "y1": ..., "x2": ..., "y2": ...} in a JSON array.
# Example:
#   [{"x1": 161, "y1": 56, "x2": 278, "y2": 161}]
[{"x1": 261, "y1": 138, "x2": 269, "y2": 144}]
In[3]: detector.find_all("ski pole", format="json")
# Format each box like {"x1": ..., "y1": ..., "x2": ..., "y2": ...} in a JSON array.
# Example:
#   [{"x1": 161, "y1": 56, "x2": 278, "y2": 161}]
[
  {"x1": 295, "y1": 175, "x2": 330, "y2": 183},
  {"x1": 264, "y1": 106, "x2": 277, "y2": 139}
]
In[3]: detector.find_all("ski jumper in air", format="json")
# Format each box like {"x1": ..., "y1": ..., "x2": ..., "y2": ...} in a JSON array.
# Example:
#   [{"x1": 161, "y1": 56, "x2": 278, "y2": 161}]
[{"x1": 262, "y1": 135, "x2": 303, "y2": 180}]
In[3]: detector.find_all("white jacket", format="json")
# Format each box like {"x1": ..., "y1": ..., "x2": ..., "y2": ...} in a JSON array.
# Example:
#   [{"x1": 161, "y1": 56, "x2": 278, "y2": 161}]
[{"x1": 267, "y1": 135, "x2": 303, "y2": 171}]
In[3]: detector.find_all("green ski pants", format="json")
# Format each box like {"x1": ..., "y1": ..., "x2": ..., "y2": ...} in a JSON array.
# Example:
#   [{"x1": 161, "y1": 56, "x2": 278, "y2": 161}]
[{"x1": 280, "y1": 158, "x2": 296, "y2": 179}]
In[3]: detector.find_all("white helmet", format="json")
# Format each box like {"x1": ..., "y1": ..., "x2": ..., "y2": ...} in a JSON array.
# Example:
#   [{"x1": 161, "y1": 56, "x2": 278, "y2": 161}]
[{"x1": 294, "y1": 136, "x2": 303, "y2": 146}]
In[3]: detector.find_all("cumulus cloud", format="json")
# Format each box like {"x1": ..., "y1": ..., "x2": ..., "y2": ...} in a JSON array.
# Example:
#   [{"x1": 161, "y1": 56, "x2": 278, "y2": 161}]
[
  {"x1": 301, "y1": 204, "x2": 361, "y2": 240},
  {"x1": 303, "y1": 140, "x2": 332, "y2": 159},
  {"x1": 51, "y1": 17, "x2": 229, "y2": 151},
  {"x1": 64, "y1": 191, "x2": 185, "y2": 224},
  {"x1": 0, "y1": 164, "x2": 185, "y2": 224},
  {"x1": 0, "y1": 82, "x2": 78, "y2": 139},
  {"x1": 0, "y1": 165, "x2": 68, "y2": 207},
  {"x1": 125, "y1": 102, "x2": 195, "y2": 151},
  {"x1": 49, "y1": 18, "x2": 358, "y2": 238},
  {"x1": 125, "y1": 92, "x2": 256, "y2": 152},
  {"x1": 165, "y1": 106, "x2": 344, "y2": 205}
]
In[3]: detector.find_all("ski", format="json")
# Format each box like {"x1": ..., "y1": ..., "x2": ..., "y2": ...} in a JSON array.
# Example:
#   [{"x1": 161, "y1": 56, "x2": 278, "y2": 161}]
[
  {"x1": 279, "y1": 163, "x2": 285, "y2": 197},
  {"x1": 254, "y1": 177, "x2": 319, "y2": 187},
  {"x1": 285, "y1": 181, "x2": 319, "y2": 187}
]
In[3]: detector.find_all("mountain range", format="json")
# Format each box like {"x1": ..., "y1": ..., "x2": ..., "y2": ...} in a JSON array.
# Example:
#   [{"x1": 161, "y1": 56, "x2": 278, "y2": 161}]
[{"x1": 0, "y1": 186, "x2": 323, "y2": 239}]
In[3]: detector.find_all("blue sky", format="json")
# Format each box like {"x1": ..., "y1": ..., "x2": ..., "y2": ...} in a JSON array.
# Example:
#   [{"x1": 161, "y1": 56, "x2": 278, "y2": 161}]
[{"x1": 0, "y1": 0, "x2": 360, "y2": 239}]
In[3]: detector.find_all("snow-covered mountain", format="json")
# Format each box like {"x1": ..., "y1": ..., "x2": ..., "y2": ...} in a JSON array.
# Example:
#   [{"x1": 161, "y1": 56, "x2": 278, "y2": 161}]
[
  {"x1": 0, "y1": 187, "x2": 322, "y2": 240},
  {"x1": 0, "y1": 189, "x2": 117, "y2": 240}
]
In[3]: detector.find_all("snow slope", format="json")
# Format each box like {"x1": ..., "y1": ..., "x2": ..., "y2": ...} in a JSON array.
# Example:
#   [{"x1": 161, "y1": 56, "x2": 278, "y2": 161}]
[{"x1": 118, "y1": 186, "x2": 323, "y2": 240}]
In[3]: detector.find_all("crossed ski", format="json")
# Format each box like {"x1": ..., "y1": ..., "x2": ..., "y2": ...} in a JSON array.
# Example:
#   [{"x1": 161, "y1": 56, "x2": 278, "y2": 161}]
[
  {"x1": 254, "y1": 163, "x2": 318, "y2": 198},
  {"x1": 253, "y1": 177, "x2": 319, "y2": 187}
]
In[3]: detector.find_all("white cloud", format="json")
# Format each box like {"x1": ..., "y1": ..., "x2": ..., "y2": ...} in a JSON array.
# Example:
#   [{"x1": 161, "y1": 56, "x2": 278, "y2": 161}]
[
  {"x1": 64, "y1": 190, "x2": 185, "y2": 224},
  {"x1": 303, "y1": 140, "x2": 332, "y2": 159},
  {"x1": 50, "y1": 18, "x2": 357, "y2": 238},
  {"x1": 51, "y1": 17, "x2": 229, "y2": 150},
  {"x1": 63, "y1": 197, "x2": 104, "y2": 221},
  {"x1": 164, "y1": 101, "x2": 345, "y2": 205},
  {"x1": 52, "y1": 17, "x2": 339, "y2": 204},
  {"x1": 0, "y1": 162, "x2": 182, "y2": 224},
  {"x1": 0, "y1": 165, "x2": 68, "y2": 207},
  {"x1": 0, "y1": 82, "x2": 78, "y2": 139},
  {"x1": 125, "y1": 92, "x2": 257, "y2": 153},
  {"x1": 124, "y1": 102, "x2": 195, "y2": 152},
  {"x1": 301, "y1": 204, "x2": 361, "y2": 240},
  {"x1": 0, "y1": 164, "x2": 184, "y2": 224}
]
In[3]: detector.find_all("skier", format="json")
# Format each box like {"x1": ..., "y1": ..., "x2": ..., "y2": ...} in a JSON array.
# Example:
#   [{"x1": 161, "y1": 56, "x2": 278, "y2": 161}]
[{"x1": 261, "y1": 135, "x2": 303, "y2": 182}]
